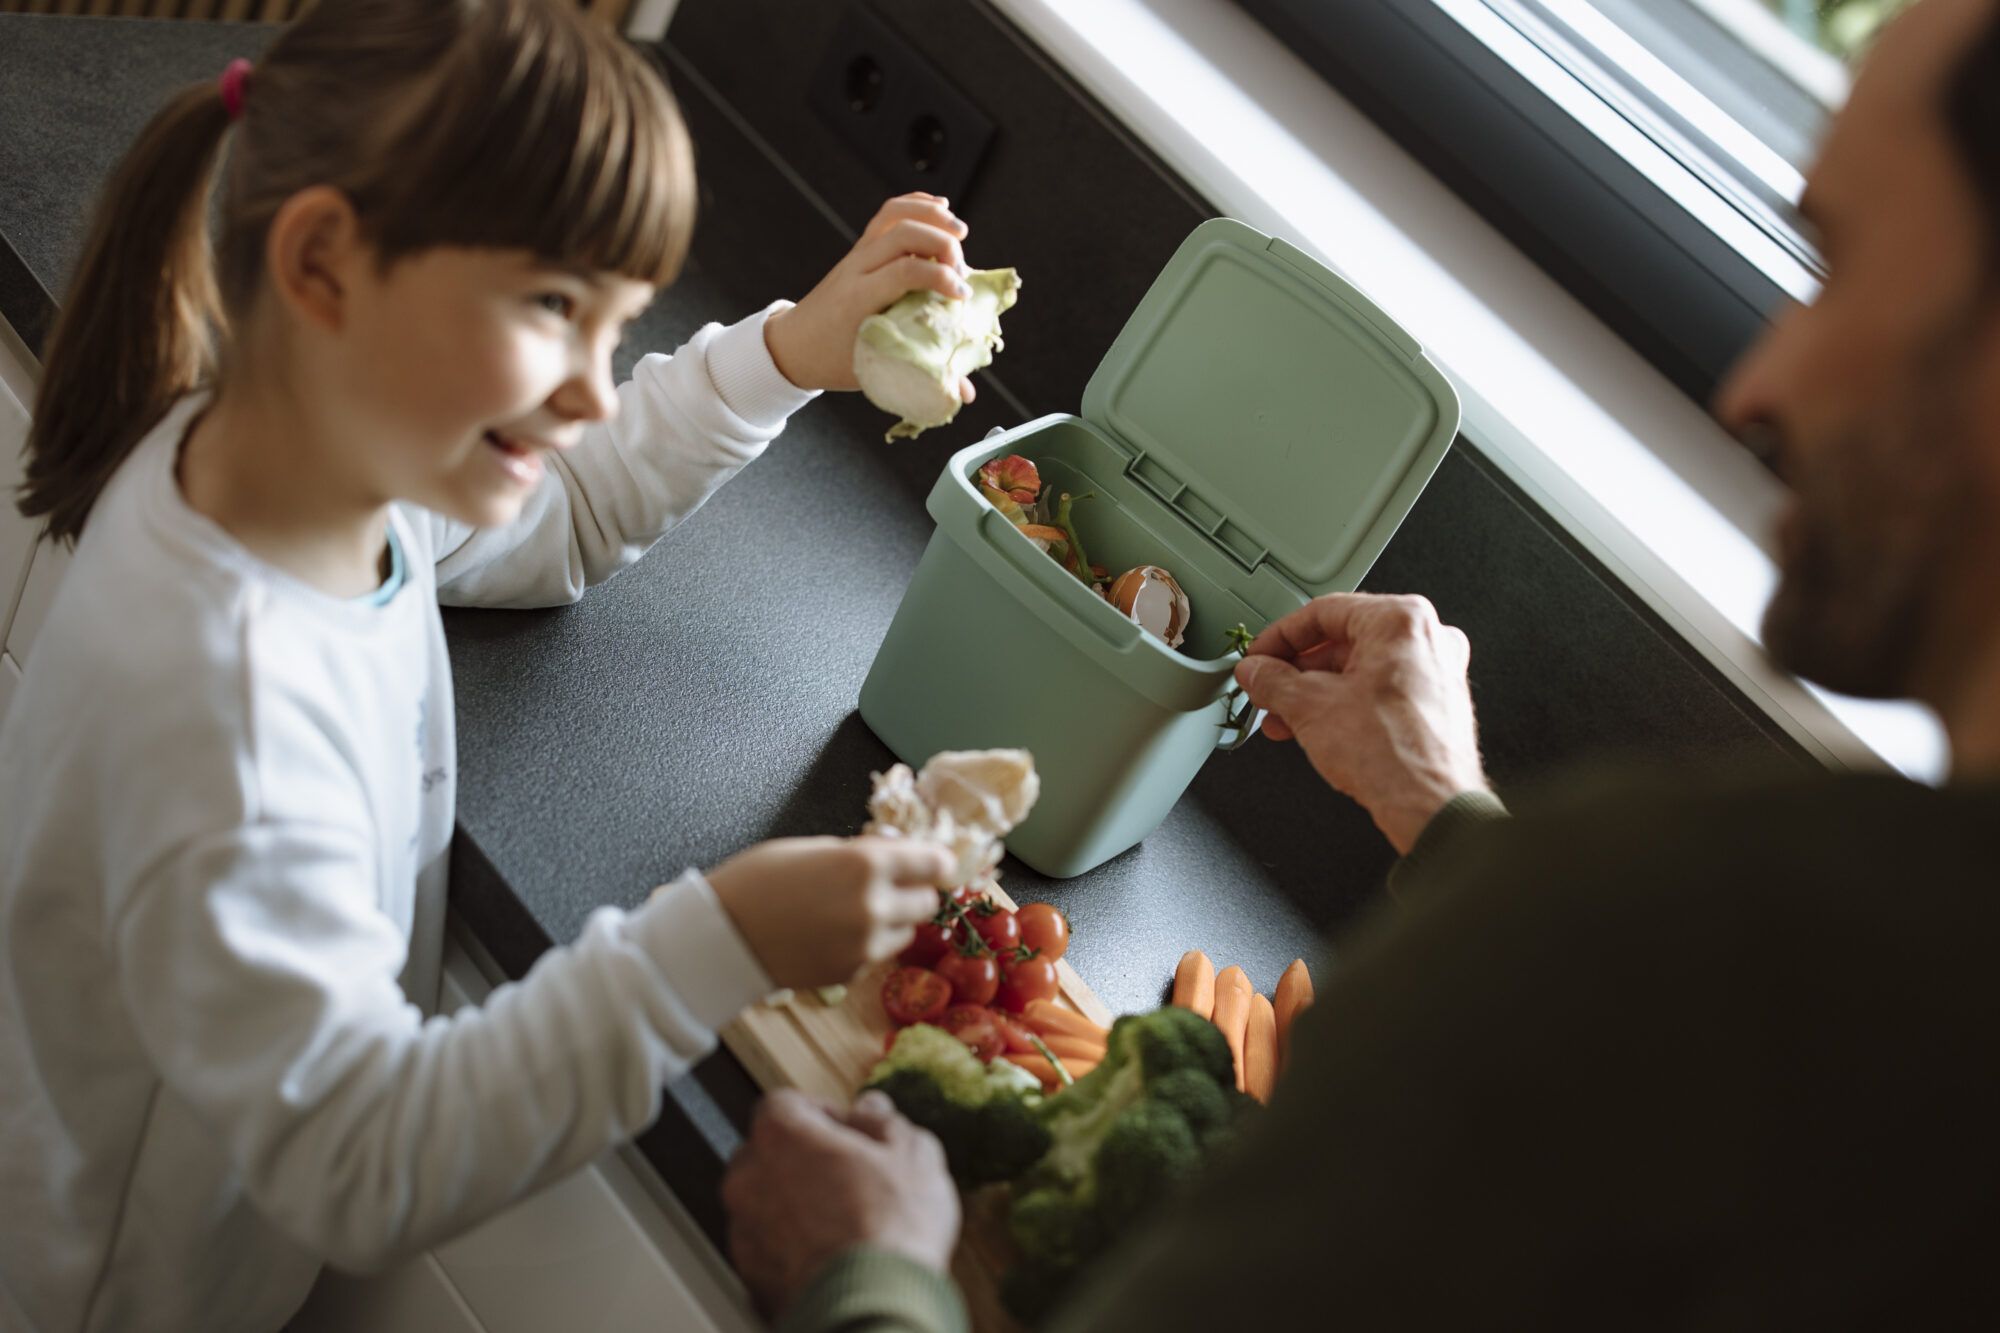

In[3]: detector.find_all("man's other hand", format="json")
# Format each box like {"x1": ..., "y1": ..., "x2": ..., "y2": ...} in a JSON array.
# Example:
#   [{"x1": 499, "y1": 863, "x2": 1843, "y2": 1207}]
[
  {"x1": 1236, "y1": 593, "x2": 1490, "y2": 854},
  {"x1": 721, "y1": 1089, "x2": 961, "y2": 1319}
]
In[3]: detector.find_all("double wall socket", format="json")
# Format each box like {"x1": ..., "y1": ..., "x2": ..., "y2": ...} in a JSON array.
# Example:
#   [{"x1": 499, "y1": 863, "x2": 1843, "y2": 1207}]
[{"x1": 809, "y1": 5, "x2": 997, "y2": 204}]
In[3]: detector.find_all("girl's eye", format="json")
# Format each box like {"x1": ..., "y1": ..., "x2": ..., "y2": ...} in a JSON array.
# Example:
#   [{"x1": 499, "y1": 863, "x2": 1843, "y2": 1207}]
[{"x1": 533, "y1": 292, "x2": 575, "y2": 319}]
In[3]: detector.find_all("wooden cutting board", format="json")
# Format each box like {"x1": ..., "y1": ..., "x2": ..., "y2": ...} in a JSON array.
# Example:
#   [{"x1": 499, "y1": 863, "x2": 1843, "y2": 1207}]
[{"x1": 721, "y1": 884, "x2": 1116, "y2": 1333}]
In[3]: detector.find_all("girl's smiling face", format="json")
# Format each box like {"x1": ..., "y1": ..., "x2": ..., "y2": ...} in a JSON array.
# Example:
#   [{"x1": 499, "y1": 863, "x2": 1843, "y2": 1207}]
[{"x1": 337, "y1": 246, "x2": 655, "y2": 528}]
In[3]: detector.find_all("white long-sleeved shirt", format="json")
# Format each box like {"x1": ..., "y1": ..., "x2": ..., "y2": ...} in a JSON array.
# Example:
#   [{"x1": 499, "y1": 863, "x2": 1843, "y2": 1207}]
[{"x1": 0, "y1": 307, "x2": 815, "y2": 1333}]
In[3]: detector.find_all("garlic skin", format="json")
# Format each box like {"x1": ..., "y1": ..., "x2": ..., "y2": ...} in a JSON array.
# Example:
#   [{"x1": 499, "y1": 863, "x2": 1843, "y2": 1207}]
[
  {"x1": 864, "y1": 749, "x2": 1040, "y2": 887},
  {"x1": 1108, "y1": 565, "x2": 1192, "y2": 649},
  {"x1": 918, "y1": 750, "x2": 1040, "y2": 833}
]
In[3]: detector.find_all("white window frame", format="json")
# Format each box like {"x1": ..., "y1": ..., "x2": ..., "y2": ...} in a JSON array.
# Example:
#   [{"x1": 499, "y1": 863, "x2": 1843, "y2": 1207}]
[{"x1": 989, "y1": 0, "x2": 1947, "y2": 781}]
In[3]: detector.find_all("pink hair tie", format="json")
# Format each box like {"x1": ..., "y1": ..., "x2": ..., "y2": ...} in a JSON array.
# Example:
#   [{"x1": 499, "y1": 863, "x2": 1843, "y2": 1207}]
[{"x1": 219, "y1": 59, "x2": 253, "y2": 121}]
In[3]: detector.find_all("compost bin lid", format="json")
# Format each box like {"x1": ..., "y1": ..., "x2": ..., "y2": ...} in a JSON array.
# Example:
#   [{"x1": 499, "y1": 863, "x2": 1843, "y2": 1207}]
[{"x1": 1081, "y1": 218, "x2": 1460, "y2": 599}]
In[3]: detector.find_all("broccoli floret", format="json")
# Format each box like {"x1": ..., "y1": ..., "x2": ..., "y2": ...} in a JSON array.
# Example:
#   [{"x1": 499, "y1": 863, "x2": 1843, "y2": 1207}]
[
  {"x1": 1117, "y1": 1004, "x2": 1235, "y2": 1085},
  {"x1": 1146, "y1": 1067, "x2": 1236, "y2": 1145},
  {"x1": 1002, "y1": 1006, "x2": 1254, "y2": 1309},
  {"x1": 1092, "y1": 1101, "x2": 1202, "y2": 1230},
  {"x1": 1008, "y1": 1184, "x2": 1106, "y2": 1268},
  {"x1": 863, "y1": 1025, "x2": 1050, "y2": 1187}
]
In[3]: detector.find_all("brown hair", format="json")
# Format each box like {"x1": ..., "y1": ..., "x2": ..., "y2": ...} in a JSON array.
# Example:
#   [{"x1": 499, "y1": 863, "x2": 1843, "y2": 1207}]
[{"x1": 18, "y1": 0, "x2": 696, "y2": 545}]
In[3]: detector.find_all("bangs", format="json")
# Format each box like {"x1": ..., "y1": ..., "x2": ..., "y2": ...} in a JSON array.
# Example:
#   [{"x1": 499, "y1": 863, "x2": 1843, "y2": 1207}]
[{"x1": 359, "y1": 2, "x2": 695, "y2": 287}]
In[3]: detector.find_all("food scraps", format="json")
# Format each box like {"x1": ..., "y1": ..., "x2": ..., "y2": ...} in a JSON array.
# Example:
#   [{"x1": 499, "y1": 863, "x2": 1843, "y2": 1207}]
[{"x1": 855, "y1": 267, "x2": 1021, "y2": 442}]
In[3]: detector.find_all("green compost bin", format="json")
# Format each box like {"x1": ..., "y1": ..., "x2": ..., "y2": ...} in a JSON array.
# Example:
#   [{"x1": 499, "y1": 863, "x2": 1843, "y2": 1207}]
[{"x1": 858, "y1": 219, "x2": 1462, "y2": 877}]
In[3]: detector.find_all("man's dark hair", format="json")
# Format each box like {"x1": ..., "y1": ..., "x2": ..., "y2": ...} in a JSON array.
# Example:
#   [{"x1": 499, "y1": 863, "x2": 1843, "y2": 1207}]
[{"x1": 1946, "y1": 5, "x2": 2000, "y2": 261}]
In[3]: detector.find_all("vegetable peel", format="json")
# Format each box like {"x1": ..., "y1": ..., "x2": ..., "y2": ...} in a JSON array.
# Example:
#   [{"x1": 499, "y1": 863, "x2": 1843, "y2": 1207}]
[{"x1": 855, "y1": 268, "x2": 1021, "y2": 441}]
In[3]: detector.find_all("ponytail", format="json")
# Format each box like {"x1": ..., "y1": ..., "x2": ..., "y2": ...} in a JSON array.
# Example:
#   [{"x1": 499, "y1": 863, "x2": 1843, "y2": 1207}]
[
  {"x1": 18, "y1": 81, "x2": 233, "y2": 545},
  {"x1": 14, "y1": 0, "x2": 694, "y2": 546}
]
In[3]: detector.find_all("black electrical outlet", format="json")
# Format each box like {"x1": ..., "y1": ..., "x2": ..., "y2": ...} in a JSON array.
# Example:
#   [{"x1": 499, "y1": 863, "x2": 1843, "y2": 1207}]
[{"x1": 809, "y1": 5, "x2": 997, "y2": 203}]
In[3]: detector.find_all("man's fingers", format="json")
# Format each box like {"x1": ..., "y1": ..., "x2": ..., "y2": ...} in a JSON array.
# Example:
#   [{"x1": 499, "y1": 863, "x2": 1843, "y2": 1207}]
[
  {"x1": 752, "y1": 1088, "x2": 859, "y2": 1153},
  {"x1": 1293, "y1": 639, "x2": 1347, "y2": 674},
  {"x1": 1235, "y1": 654, "x2": 1332, "y2": 715},
  {"x1": 1247, "y1": 593, "x2": 1371, "y2": 663},
  {"x1": 1440, "y1": 624, "x2": 1473, "y2": 672},
  {"x1": 844, "y1": 1090, "x2": 902, "y2": 1142}
]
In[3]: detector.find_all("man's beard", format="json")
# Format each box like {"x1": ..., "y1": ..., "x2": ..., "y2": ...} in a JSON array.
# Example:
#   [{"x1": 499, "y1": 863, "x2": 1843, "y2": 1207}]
[{"x1": 1761, "y1": 328, "x2": 1980, "y2": 701}]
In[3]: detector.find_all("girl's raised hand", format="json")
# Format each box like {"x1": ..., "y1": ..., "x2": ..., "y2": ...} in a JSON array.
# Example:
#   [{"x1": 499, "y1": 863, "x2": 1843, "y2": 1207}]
[
  {"x1": 762, "y1": 193, "x2": 979, "y2": 400},
  {"x1": 704, "y1": 836, "x2": 952, "y2": 990}
]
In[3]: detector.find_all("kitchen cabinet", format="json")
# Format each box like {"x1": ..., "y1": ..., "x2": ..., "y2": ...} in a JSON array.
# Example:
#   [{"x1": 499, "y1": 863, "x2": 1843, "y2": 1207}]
[{"x1": 288, "y1": 935, "x2": 759, "y2": 1333}]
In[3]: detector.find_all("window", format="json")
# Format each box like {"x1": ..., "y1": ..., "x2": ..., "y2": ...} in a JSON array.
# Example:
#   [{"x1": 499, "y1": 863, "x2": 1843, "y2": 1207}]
[{"x1": 1230, "y1": 0, "x2": 1911, "y2": 411}]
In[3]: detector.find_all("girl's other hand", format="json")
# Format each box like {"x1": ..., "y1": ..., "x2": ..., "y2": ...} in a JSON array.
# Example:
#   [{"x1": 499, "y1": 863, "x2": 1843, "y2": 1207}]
[
  {"x1": 763, "y1": 193, "x2": 979, "y2": 401},
  {"x1": 705, "y1": 836, "x2": 951, "y2": 989}
]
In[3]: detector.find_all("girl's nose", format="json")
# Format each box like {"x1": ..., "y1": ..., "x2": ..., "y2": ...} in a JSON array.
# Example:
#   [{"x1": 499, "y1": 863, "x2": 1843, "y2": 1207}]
[{"x1": 553, "y1": 356, "x2": 619, "y2": 424}]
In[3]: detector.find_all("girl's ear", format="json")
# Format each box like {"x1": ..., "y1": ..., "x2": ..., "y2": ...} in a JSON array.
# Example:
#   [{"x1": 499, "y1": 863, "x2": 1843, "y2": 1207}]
[{"x1": 265, "y1": 185, "x2": 363, "y2": 334}]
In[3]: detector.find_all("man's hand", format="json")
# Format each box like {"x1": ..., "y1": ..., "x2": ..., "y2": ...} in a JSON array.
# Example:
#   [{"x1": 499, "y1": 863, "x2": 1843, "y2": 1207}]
[
  {"x1": 1236, "y1": 593, "x2": 1489, "y2": 854},
  {"x1": 722, "y1": 1089, "x2": 961, "y2": 1320}
]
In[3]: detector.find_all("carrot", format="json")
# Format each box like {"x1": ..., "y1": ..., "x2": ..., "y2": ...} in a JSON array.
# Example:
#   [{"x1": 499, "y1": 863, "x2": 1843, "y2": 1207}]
[
  {"x1": 1022, "y1": 999, "x2": 1110, "y2": 1045},
  {"x1": 1273, "y1": 958, "x2": 1315, "y2": 1070},
  {"x1": 1210, "y1": 966, "x2": 1253, "y2": 1093},
  {"x1": 1243, "y1": 993, "x2": 1278, "y2": 1104},
  {"x1": 1038, "y1": 1033, "x2": 1108, "y2": 1062},
  {"x1": 1171, "y1": 950, "x2": 1215, "y2": 1020},
  {"x1": 1006, "y1": 1051, "x2": 1100, "y2": 1089},
  {"x1": 1005, "y1": 1053, "x2": 1063, "y2": 1089}
]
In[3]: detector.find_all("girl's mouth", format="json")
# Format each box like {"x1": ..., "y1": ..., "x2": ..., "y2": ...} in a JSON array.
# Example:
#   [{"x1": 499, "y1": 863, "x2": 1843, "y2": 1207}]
[{"x1": 484, "y1": 430, "x2": 544, "y2": 486}]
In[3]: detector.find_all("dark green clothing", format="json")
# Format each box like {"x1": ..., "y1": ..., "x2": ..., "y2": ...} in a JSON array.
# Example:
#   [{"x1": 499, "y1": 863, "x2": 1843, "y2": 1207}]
[{"x1": 783, "y1": 772, "x2": 2000, "y2": 1332}]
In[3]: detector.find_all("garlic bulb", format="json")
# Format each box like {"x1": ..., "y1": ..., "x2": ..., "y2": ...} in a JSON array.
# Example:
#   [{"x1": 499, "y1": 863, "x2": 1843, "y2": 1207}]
[
  {"x1": 1108, "y1": 565, "x2": 1191, "y2": 649},
  {"x1": 864, "y1": 749, "x2": 1040, "y2": 887}
]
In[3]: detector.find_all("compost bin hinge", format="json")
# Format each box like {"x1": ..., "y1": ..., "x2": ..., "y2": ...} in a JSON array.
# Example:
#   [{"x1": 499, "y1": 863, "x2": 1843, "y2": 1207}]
[{"x1": 1123, "y1": 450, "x2": 1268, "y2": 576}]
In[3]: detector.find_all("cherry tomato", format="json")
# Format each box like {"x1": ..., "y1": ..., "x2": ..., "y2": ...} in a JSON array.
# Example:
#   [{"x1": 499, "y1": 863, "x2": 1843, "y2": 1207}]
[
  {"x1": 880, "y1": 966, "x2": 951, "y2": 1027},
  {"x1": 941, "y1": 1004, "x2": 1004, "y2": 1063},
  {"x1": 897, "y1": 921, "x2": 956, "y2": 968},
  {"x1": 1015, "y1": 903, "x2": 1070, "y2": 962},
  {"x1": 969, "y1": 904, "x2": 1021, "y2": 953},
  {"x1": 936, "y1": 949, "x2": 1000, "y2": 1007},
  {"x1": 996, "y1": 953, "x2": 1061, "y2": 1013}
]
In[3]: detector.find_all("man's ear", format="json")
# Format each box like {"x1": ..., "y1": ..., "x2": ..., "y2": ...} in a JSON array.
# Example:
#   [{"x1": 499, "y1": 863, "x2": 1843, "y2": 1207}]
[{"x1": 264, "y1": 185, "x2": 364, "y2": 335}]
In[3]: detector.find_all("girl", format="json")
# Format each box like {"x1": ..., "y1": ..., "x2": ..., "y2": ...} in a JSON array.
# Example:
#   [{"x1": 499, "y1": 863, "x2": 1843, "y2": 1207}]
[{"x1": 0, "y1": 2, "x2": 982, "y2": 1329}]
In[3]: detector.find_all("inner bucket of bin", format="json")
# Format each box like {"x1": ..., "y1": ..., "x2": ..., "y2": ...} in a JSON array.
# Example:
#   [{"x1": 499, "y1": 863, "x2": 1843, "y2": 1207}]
[{"x1": 970, "y1": 418, "x2": 1266, "y2": 667}]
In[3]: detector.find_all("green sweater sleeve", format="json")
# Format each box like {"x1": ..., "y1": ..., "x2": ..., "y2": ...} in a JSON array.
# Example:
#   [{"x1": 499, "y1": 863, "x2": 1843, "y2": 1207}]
[
  {"x1": 1038, "y1": 771, "x2": 2000, "y2": 1330},
  {"x1": 1385, "y1": 787, "x2": 1509, "y2": 900},
  {"x1": 776, "y1": 1247, "x2": 968, "y2": 1333}
]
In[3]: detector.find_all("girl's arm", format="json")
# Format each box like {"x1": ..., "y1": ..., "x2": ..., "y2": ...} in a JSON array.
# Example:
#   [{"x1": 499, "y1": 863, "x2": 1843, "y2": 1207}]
[
  {"x1": 111, "y1": 821, "x2": 773, "y2": 1272},
  {"x1": 423, "y1": 303, "x2": 817, "y2": 608},
  {"x1": 421, "y1": 193, "x2": 979, "y2": 608}
]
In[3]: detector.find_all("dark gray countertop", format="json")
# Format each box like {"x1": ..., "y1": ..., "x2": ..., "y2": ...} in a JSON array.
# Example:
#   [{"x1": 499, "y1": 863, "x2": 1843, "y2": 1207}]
[{"x1": 0, "y1": 10, "x2": 1807, "y2": 1254}]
